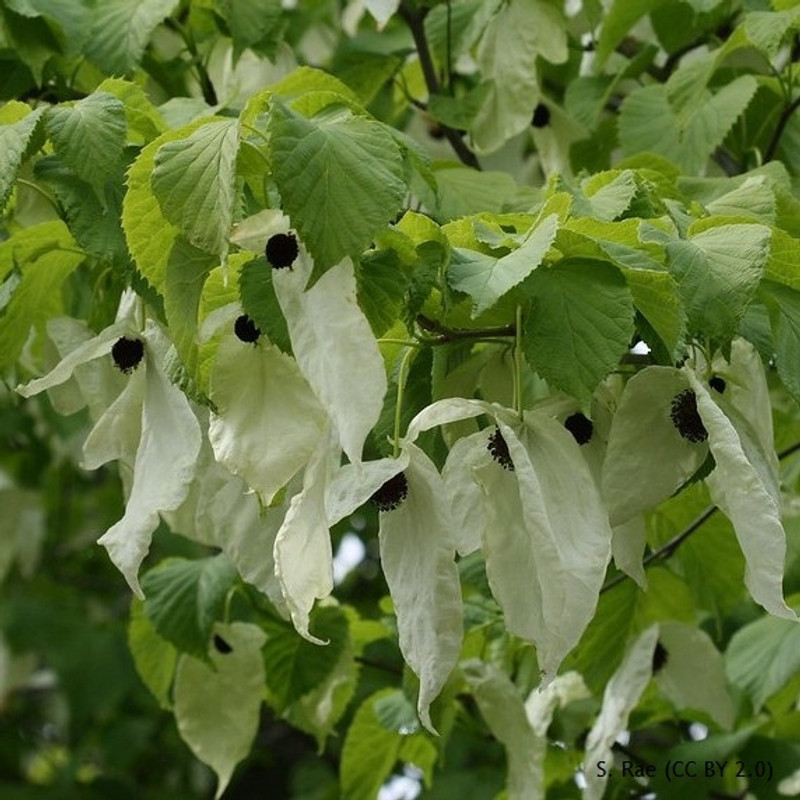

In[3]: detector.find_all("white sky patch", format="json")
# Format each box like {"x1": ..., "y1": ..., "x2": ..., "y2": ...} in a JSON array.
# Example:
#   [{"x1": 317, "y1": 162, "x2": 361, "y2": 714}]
[
  {"x1": 689, "y1": 722, "x2": 709, "y2": 741},
  {"x1": 333, "y1": 532, "x2": 366, "y2": 585},
  {"x1": 631, "y1": 340, "x2": 651, "y2": 355},
  {"x1": 378, "y1": 767, "x2": 423, "y2": 800}
]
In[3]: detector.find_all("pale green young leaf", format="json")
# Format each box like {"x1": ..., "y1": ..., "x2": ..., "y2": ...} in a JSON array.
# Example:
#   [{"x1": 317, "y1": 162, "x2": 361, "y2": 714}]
[
  {"x1": 582, "y1": 625, "x2": 659, "y2": 800},
  {"x1": 85, "y1": 0, "x2": 180, "y2": 75},
  {"x1": 433, "y1": 166, "x2": 519, "y2": 220},
  {"x1": 667, "y1": 223, "x2": 769, "y2": 341},
  {"x1": 151, "y1": 119, "x2": 239, "y2": 259},
  {"x1": 578, "y1": 170, "x2": 638, "y2": 222},
  {"x1": 97, "y1": 78, "x2": 167, "y2": 143},
  {"x1": 174, "y1": 622, "x2": 267, "y2": 800},
  {"x1": 743, "y1": 9, "x2": 800, "y2": 59},
  {"x1": 602, "y1": 367, "x2": 708, "y2": 527},
  {"x1": 273, "y1": 256, "x2": 387, "y2": 464},
  {"x1": 378, "y1": 442, "x2": 463, "y2": 732},
  {"x1": 127, "y1": 597, "x2": 177, "y2": 710},
  {"x1": 45, "y1": 92, "x2": 126, "y2": 198},
  {"x1": 98, "y1": 323, "x2": 203, "y2": 597},
  {"x1": 471, "y1": 0, "x2": 566, "y2": 153},
  {"x1": 523, "y1": 259, "x2": 635, "y2": 400},
  {"x1": 269, "y1": 100, "x2": 406, "y2": 269},
  {"x1": 273, "y1": 433, "x2": 338, "y2": 644},
  {"x1": 0, "y1": 104, "x2": 43, "y2": 211},
  {"x1": 725, "y1": 601, "x2": 800, "y2": 710},
  {"x1": 656, "y1": 621, "x2": 734, "y2": 730},
  {"x1": 764, "y1": 229, "x2": 800, "y2": 291},
  {"x1": 685, "y1": 371, "x2": 796, "y2": 620},
  {"x1": 463, "y1": 660, "x2": 541, "y2": 800},
  {"x1": 706, "y1": 175, "x2": 777, "y2": 223},
  {"x1": 140, "y1": 554, "x2": 237, "y2": 658},
  {"x1": 208, "y1": 335, "x2": 326, "y2": 505},
  {"x1": 449, "y1": 214, "x2": 558, "y2": 317}
]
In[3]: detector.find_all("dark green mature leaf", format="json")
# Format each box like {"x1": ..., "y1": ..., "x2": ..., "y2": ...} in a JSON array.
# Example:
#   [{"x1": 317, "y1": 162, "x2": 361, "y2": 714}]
[
  {"x1": 140, "y1": 555, "x2": 238, "y2": 658},
  {"x1": 269, "y1": 99, "x2": 407, "y2": 271},
  {"x1": 238, "y1": 257, "x2": 293, "y2": 353},
  {"x1": 666, "y1": 223, "x2": 769, "y2": 342},
  {"x1": 356, "y1": 249, "x2": 410, "y2": 337},
  {"x1": 262, "y1": 605, "x2": 348, "y2": 711},
  {"x1": 0, "y1": 102, "x2": 43, "y2": 211},
  {"x1": 216, "y1": 0, "x2": 283, "y2": 61},
  {"x1": 85, "y1": 0, "x2": 180, "y2": 75},
  {"x1": 5, "y1": 0, "x2": 94, "y2": 53},
  {"x1": 523, "y1": 259, "x2": 634, "y2": 400},
  {"x1": 45, "y1": 92, "x2": 127, "y2": 198},
  {"x1": 151, "y1": 119, "x2": 239, "y2": 258}
]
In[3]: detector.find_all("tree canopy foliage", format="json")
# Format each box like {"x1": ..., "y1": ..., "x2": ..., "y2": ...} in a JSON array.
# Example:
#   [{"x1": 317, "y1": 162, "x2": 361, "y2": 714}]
[{"x1": 2, "y1": 1, "x2": 800, "y2": 798}]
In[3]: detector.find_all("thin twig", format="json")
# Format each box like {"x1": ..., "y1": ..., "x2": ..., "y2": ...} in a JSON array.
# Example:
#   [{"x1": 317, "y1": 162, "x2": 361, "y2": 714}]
[
  {"x1": 398, "y1": 1, "x2": 481, "y2": 170},
  {"x1": 764, "y1": 94, "x2": 800, "y2": 162}
]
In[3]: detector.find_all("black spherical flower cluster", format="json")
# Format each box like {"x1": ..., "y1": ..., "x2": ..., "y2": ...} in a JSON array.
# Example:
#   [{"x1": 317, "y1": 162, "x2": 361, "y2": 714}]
[
  {"x1": 265, "y1": 232, "x2": 299, "y2": 269},
  {"x1": 234, "y1": 314, "x2": 261, "y2": 343},
  {"x1": 670, "y1": 389, "x2": 708, "y2": 443},
  {"x1": 111, "y1": 337, "x2": 144, "y2": 374},
  {"x1": 709, "y1": 376, "x2": 726, "y2": 393},
  {"x1": 531, "y1": 103, "x2": 551, "y2": 128},
  {"x1": 370, "y1": 472, "x2": 409, "y2": 512},
  {"x1": 652, "y1": 641, "x2": 669, "y2": 674},
  {"x1": 488, "y1": 427, "x2": 514, "y2": 471},
  {"x1": 564, "y1": 412, "x2": 594, "y2": 445}
]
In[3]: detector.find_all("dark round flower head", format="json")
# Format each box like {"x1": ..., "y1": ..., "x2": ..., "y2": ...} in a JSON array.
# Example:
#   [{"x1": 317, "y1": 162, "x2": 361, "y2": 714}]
[
  {"x1": 111, "y1": 336, "x2": 144, "y2": 374},
  {"x1": 564, "y1": 412, "x2": 594, "y2": 445},
  {"x1": 531, "y1": 103, "x2": 551, "y2": 128},
  {"x1": 213, "y1": 634, "x2": 233, "y2": 654},
  {"x1": 488, "y1": 427, "x2": 514, "y2": 471},
  {"x1": 709, "y1": 376, "x2": 726, "y2": 394},
  {"x1": 652, "y1": 641, "x2": 669, "y2": 674},
  {"x1": 670, "y1": 389, "x2": 708, "y2": 444},
  {"x1": 370, "y1": 471, "x2": 409, "y2": 512},
  {"x1": 234, "y1": 314, "x2": 261, "y2": 343},
  {"x1": 265, "y1": 232, "x2": 299, "y2": 269}
]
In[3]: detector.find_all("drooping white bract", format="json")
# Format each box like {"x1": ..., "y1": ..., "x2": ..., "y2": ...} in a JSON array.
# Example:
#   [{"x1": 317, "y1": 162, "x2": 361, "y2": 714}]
[
  {"x1": 17, "y1": 318, "x2": 201, "y2": 597},
  {"x1": 208, "y1": 332, "x2": 327, "y2": 505},
  {"x1": 684, "y1": 369, "x2": 796, "y2": 620},
  {"x1": 377, "y1": 442, "x2": 464, "y2": 733},
  {"x1": 582, "y1": 625, "x2": 659, "y2": 800},
  {"x1": 407, "y1": 397, "x2": 613, "y2": 682},
  {"x1": 601, "y1": 366, "x2": 709, "y2": 528},
  {"x1": 272, "y1": 247, "x2": 387, "y2": 464}
]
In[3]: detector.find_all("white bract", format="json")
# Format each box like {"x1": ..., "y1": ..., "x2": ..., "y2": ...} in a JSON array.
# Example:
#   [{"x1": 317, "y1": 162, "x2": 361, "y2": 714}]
[{"x1": 17, "y1": 316, "x2": 201, "y2": 596}]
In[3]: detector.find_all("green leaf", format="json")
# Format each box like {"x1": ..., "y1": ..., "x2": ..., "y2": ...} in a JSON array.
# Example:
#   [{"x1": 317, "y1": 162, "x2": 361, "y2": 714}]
[
  {"x1": 45, "y1": 92, "x2": 127, "y2": 198},
  {"x1": 0, "y1": 222, "x2": 85, "y2": 370},
  {"x1": 122, "y1": 118, "x2": 209, "y2": 298},
  {"x1": 151, "y1": 119, "x2": 239, "y2": 259},
  {"x1": 523, "y1": 259, "x2": 635, "y2": 400},
  {"x1": 449, "y1": 214, "x2": 558, "y2": 317},
  {"x1": 726, "y1": 601, "x2": 800, "y2": 710},
  {"x1": 619, "y1": 77, "x2": 758, "y2": 175},
  {"x1": 433, "y1": 166, "x2": 519, "y2": 221},
  {"x1": 764, "y1": 229, "x2": 800, "y2": 290},
  {"x1": 174, "y1": 622, "x2": 267, "y2": 799},
  {"x1": 341, "y1": 689, "x2": 437, "y2": 800},
  {"x1": 471, "y1": 0, "x2": 566, "y2": 153},
  {"x1": 215, "y1": 0, "x2": 282, "y2": 61},
  {"x1": 355, "y1": 249, "x2": 410, "y2": 337},
  {"x1": 760, "y1": 282, "x2": 800, "y2": 403},
  {"x1": 262, "y1": 605, "x2": 348, "y2": 712},
  {"x1": 238, "y1": 257, "x2": 293, "y2": 353},
  {"x1": 85, "y1": 0, "x2": 180, "y2": 75},
  {"x1": 97, "y1": 77, "x2": 167, "y2": 143},
  {"x1": 0, "y1": 103, "x2": 43, "y2": 211},
  {"x1": 127, "y1": 597, "x2": 177, "y2": 710},
  {"x1": 140, "y1": 554, "x2": 238, "y2": 658},
  {"x1": 4, "y1": 0, "x2": 94, "y2": 54},
  {"x1": 597, "y1": 0, "x2": 667, "y2": 64},
  {"x1": 269, "y1": 100, "x2": 406, "y2": 270},
  {"x1": 667, "y1": 223, "x2": 769, "y2": 341}
]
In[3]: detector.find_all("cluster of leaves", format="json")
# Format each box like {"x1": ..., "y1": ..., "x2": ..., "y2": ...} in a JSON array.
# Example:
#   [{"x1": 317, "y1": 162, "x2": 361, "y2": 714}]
[{"x1": 2, "y1": 0, "x2": 800, "y2": 798}]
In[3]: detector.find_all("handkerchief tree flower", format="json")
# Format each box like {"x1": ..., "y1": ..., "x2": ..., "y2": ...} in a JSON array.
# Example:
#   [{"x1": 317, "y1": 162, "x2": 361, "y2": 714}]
[{"x1": 3, "y1": 6, "x2": 800, "y2": 797}]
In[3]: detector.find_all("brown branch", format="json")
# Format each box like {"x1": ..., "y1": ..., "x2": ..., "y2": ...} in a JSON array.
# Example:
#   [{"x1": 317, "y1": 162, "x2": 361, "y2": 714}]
[
  {"x1": 416, "y1": 315, "x2": 514, "y2": 343},
  {"x1": 764, "y1": 94, "x2": 800, "y2": 163},
  {"x1": 398, "y1": 1, "x2": 481, "y2": 170}
]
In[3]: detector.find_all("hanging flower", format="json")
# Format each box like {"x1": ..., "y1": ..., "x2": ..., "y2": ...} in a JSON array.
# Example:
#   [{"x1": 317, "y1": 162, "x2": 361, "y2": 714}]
[
  {"x1": 17, "y1": 311, "x2": 201, "y2": 597},
  {"x1": 601, "y1": 338, "x2": 796, "y2": 620}
]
